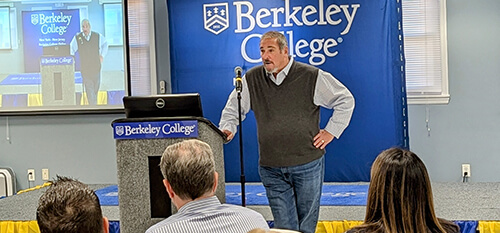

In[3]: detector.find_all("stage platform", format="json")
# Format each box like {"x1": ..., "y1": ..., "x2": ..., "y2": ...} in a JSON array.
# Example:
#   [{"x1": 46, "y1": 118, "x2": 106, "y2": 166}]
[{"x1": 1, "y1": 182, "x2": 500, "y2": 232}]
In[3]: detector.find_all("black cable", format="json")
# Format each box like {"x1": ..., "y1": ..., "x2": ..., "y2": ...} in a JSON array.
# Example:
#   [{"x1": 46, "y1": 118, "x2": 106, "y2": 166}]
[{"x1": 27, "y1": 173, "x2": 31, "y2": 188}]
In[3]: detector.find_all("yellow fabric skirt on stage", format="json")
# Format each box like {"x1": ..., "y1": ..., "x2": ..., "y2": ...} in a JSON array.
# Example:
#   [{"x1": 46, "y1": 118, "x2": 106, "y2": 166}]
[
  {"x1": 316, "y1": 220, "x2": 363, "y2": 233},
  {"x1": 0, "y1": 220, "x2": 498, "y2": 233},
  {"x1": 479, "y1": 221, "x2": 500, "y2": 233},
  {"x1": 0, "y1": 221, "x2": 39, "y2": 233}
]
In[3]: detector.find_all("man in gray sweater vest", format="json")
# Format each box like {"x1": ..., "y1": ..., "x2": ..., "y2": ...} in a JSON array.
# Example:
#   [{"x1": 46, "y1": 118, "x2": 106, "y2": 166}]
[
  {"x1": 70, "y1": 19, "x2": 108, "y2": 105},
  {"x1": 219, "y1": 31, "x2": 355, "y2": 233}
]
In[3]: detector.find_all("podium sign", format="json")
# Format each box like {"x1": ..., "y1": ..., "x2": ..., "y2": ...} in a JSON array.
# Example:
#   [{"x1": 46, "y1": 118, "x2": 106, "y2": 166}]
[
  {"x1": 113, "y1": 120, "x2": 199, "y2": 139},
  {"x1": 40, "y1": 56, "x2": 75, "y2": 106}
]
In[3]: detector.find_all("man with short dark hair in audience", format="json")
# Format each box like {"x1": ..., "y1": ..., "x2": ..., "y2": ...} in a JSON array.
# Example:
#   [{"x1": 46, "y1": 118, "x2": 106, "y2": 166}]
[
  {"x1": 146, "y1": 139, "x2": 269, "y2": 233},
  {"x1": 36, "y1": 176, "x2": 109, "y2": 233}
]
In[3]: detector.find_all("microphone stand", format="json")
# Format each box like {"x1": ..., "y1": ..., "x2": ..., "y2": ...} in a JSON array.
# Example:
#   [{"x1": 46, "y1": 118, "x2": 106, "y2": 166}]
[{"x1": 236, "y1": 89, "x2": 246, "y2": 207}]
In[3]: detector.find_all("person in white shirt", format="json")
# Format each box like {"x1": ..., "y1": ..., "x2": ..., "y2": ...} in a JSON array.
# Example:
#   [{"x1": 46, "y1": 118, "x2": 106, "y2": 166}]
[
  {"x1": 220, "y1": 31, "x2": 355, "y2": 233},
  {"x1": 145, "y1": 139, "x2": 269, "y2": 233},
  {"x1": 69, "y1": 19, "x2": 108, "y2": 105}
]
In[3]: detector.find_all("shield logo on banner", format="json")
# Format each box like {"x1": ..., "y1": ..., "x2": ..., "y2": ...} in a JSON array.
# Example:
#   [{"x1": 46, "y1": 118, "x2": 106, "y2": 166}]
[
  {"x1": 115, "y1": 126, "x2": 124, "y2": 136},
  {"x1": 31, "y1": 14, "x2": 39, "y2": 25},
  {"x1": 203, "y1": 3, "x2": 229, "y2": 35}
]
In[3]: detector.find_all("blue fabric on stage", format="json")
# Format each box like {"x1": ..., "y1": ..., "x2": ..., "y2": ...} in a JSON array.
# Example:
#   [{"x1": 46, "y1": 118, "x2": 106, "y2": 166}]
[
  {"x1": 95, "y1": 185, "x2": 119, "y2": 206},
  {"x1": 167, "y1": 0, "x2": 408, "y2": 182},
  {"x1": 109, "y1": 221, "x2": 120, "y2": 233},
  {"x1": 107, "y1": 90, "x2": 126, "y2": 105},
  {"x1": 95, "y1": 184, "x2": 368, "y2": 207},
  {"x1": 225, "y1": 184, "x2": 368, "y2": 206},
  {"x1": 454, "y1": 221, "x2": 478, "y2": 233},
  {"x1": 1, "y1": 94, "x2": 27, "y2": 107}
]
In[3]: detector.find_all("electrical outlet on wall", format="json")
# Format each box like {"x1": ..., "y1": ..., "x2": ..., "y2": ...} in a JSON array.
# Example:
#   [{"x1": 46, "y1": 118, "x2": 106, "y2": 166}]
[
  {"x1": 42, "y1": 168, "x2": 49, "y2": 181},
  {"x1": 27, "y1": 169, "x2": 35, "y2": 181},
  {"x1": 462, "y1": 164, "x2": 471, "y2": 177}
]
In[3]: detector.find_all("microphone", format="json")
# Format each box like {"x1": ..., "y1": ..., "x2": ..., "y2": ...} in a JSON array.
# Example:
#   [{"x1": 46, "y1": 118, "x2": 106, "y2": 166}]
[{"x1": 234, "y1": 66, "x2": 243, "y2": 93}]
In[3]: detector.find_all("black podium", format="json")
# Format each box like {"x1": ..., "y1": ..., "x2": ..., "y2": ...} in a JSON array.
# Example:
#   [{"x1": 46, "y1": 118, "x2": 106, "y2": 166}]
[{"x1": 112, "y1": 116, "x2": 226, "y2": 233}]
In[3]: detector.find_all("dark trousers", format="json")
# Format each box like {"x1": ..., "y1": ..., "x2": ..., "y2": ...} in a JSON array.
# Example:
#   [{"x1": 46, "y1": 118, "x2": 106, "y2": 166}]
[{"x1": 82, "y1": 72, "x2": 101, "y2": 105}]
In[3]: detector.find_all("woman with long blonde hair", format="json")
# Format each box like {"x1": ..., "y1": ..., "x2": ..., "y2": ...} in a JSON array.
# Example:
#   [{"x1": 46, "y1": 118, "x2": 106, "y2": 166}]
[{"x1": 346, "y1": 148, "x2": 459, "y2": 233}]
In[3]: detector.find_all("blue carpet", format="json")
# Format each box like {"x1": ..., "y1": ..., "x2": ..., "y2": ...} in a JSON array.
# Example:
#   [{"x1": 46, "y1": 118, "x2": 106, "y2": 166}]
[
  {"x1": 0, "y1": 72, "x2": 82, "y2": 85},
  {"x1": 96, "y1": 184, "x2": 368, "y2": 206}
]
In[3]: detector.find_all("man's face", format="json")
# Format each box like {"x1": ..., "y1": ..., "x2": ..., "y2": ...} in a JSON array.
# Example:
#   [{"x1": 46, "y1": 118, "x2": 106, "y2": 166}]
[
  {"x1": 82, "y1": 22, "x2": 91, "y2": 36},
  {"x1": 260, "y1": 38, "x2": 289, "y2": 74}
]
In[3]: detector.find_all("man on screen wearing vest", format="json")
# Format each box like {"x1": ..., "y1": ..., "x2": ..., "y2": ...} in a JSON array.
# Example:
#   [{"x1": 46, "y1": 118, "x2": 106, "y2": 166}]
[
  {"x1": 70, "y1": 19, "x2": 108, "y2": 105},
  {"x1": 219, "y1": 31, "x2": 355, "y2": 233}
]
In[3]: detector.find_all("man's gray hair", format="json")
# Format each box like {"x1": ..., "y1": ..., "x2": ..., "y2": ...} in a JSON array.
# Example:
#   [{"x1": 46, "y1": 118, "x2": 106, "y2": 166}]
[
  {"x1": 82, "y1": 18, "x2": 90, "y2": 25},
  {"x1": 160, "y1": 139, "x2": 215, "y2": 200},
  {"x1": 261, "y1": 31, "x2": 288, "y2": 51}
]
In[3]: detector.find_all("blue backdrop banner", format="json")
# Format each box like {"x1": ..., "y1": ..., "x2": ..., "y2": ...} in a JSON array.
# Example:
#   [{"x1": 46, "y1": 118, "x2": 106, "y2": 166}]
[{"x1": 167, "y1": 0, "x2": 408, "y2": 182}]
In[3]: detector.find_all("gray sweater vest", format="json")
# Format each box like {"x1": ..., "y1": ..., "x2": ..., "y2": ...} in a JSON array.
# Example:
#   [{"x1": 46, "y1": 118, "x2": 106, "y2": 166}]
[
  {"x1": 77, "y1": 31, "x2": 101, "y2": 77},
  {"x1": 246, "y1": 61, "x2": 325, "y2": 167}
]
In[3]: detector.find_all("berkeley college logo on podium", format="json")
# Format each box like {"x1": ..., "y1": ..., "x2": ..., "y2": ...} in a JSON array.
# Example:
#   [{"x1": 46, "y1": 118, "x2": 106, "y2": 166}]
[
  {"x1": 203, "y1": 3, "x2": 229, "y2": 35},
  {"x1": 115, "y1": 126, "x2": 125, "y2": 136}
]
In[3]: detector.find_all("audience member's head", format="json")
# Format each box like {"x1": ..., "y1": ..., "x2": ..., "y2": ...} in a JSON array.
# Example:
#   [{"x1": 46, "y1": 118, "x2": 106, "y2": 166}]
[
  {"x1": 160, "y1": 139, "x2": 218, "y2": 207},
  {"x1": 348, "y1": 148, "x2": 459, "y2": 233},
  {"x1": 36, "y1": 176, "x2": 109, "y2": 233}
]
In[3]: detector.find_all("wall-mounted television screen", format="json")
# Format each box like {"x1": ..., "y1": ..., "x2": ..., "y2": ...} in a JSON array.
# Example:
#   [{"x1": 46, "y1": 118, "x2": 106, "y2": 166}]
[{"x1": 0, "y1": 0, "x2": 127, "y2": 115}]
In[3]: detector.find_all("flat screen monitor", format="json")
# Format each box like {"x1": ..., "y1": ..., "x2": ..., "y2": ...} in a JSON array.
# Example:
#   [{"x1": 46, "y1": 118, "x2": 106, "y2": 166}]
[
  {"x1": 123, "y1": 93, "x2": 203, "y2": 118},
  {"x1": 0, "y1": 0, "x2": 127, "y2": 115}
]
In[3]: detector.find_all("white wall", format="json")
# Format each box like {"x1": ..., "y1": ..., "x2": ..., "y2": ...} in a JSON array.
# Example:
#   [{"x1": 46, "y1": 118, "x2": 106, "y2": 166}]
[
  {"x1": 408, "y1": 0, "x2": 500, "y2": 182},
  {"x1": 0, "y1": 114, "x2": 122, "y2": 190}
]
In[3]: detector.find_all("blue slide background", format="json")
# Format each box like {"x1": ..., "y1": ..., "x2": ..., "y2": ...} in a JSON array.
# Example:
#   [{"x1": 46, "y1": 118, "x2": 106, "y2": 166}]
[{"x1": 22, "y1": 9, "x2": 80, "y2": 73}]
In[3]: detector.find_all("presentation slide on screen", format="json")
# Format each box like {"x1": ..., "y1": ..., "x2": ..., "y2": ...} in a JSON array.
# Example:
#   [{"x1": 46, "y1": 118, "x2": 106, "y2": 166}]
[{"x1": 0, "y1": 0, "x2": 126, "y2": 113}]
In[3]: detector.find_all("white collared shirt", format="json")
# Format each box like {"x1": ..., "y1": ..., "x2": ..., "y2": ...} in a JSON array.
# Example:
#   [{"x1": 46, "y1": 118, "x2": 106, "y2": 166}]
[
  {"x1": 69, "y1": 31, "x2": 109, "y2": 57},
  {"x1": 145, "y1": 196, "x2": 269, "y2": 233}
]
